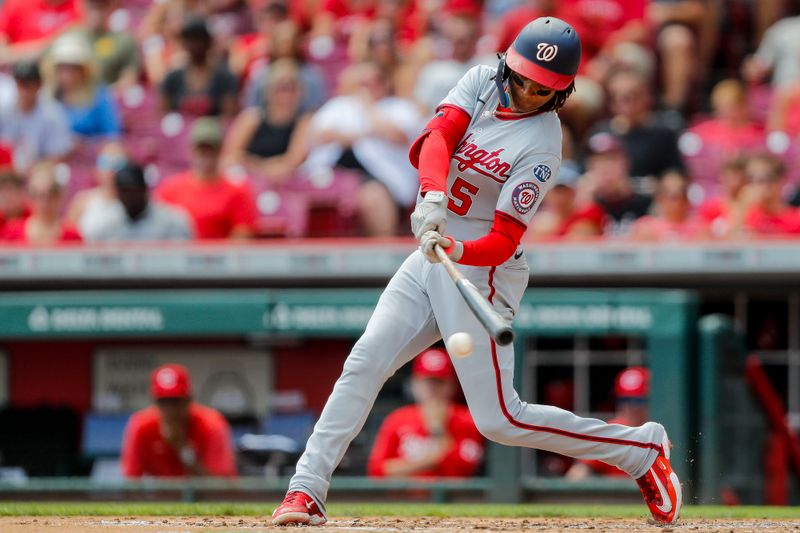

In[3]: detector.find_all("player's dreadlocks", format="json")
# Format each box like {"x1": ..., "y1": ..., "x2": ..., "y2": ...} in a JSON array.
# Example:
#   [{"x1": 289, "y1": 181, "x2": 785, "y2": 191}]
[{"x1": 539, "y1": 82, "x2": 574, "y2": 113}]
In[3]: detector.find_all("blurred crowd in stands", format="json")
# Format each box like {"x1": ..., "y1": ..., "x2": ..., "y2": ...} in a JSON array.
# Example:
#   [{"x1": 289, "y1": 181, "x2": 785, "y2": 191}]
[{"x1": 1, "y1": 0, "x2": 800, "y2": 244}]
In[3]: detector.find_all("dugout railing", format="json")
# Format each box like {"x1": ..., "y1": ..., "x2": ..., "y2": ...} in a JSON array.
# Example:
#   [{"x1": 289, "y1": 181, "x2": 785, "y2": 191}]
[{"x1": 0, "y1": 288, "x2": 697, "y2": 502}]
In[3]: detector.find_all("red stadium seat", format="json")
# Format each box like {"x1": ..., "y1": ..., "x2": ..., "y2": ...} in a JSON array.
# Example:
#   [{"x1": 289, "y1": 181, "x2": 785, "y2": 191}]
[
  {"x1": 304, "y1": 38, "x2": 351, "y2": 96},
  {"x1": 253, "y1": 186, "x2": 311, "y2": 238},
  {"x1": 149, "y1": 113, "x2": 193, "y2": 178},
  {"x1": 116, "y1": 84, "x2": 161, "y2": 137},
  {"x1": 284, "y1": 168, "x2": 360, "y2": 216}
]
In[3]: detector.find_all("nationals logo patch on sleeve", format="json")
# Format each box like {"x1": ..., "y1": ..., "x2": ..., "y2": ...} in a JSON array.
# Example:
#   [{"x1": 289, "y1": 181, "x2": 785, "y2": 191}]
[
  {"x1": 511, "y1": 182, "x2": 540, "y2": 215},
  {"x1": 532, "y1": 164, "x2": 552, "y2": 183}
]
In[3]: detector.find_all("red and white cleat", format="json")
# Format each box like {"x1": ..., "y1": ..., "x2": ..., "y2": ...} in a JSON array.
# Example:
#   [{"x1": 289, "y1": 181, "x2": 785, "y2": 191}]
[
  {"x1": 272, "y1": 491, "x2": 327, "y2": 526},
  {"x1": 636, "y1": 427, "x2": 682, "y2": 525}
]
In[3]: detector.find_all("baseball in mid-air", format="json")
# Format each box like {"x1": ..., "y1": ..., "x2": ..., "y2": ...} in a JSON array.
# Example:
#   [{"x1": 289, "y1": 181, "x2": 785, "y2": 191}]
[{"x1": 447, "y1": 332, "x2": 473, "y2": 358}]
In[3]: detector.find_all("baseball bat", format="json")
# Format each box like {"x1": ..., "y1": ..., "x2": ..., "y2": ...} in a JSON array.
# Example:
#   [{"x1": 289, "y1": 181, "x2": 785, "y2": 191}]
[{"x1": 434, "y1": 245, "x2": 515, "y2": 346}]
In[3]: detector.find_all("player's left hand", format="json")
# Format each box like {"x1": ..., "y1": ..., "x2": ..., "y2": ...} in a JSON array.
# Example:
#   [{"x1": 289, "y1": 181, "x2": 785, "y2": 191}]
[
  {"x1": 420, "y1": 230, "x2": 463, "y2": 263},
  {"x1": 411, "y1": 191, "x2": 447, "y2": 240}
]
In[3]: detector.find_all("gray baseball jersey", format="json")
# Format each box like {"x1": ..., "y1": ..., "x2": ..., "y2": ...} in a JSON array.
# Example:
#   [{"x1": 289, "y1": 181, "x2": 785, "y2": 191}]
[
  {"x1": 427, "y1": 65, "x2": 562, "y2": 243},
  {"x1": 287, "y1": 66, "x2": 668, "y2": 513}
]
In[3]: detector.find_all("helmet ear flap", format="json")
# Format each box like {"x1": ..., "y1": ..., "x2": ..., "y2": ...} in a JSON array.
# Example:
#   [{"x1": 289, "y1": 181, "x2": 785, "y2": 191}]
[{"x1": 495, "y1": 52, "x2": 510, "y2": 107}]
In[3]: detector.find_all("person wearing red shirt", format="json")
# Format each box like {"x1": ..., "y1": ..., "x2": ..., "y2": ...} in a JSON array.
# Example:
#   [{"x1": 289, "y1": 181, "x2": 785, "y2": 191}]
[
  {"x1": 0, "y1": 170, "x2": 29, "y2": 234},
  {"x1": 0, "y1": 0, "x2": 83, "y2": 65},
  {"x1": 566, "y1": 367, "x2": 651, "y2": 479},
  {"x1": 229, "y1": 0, "x2": 290, "y2": 82},
  {"x1": 121, "y1": 364, "x2": 237, "y2": 478},
  {"x1": 740, "y1": 154, "x2": 800, "y2": 236},
  {"x1": 698, "y1": 156, "x2": 748, "y2": 238},
  {"x1": 156, "y1": 118, "x2": 259, "y2": 239},
  {"x1": 686, "y1": 80, "x2": 765, "y2": 193},
  {"x1": 367, "y1": 348, "x2": 483, "y2": 478},
  {"x1": 529, "y1": 172, "x2": 605, "y2": 240},
  {"x1": 1, "y1": 164, "x2": 81, "y2": 244},
  {"x1": 630, "y1": 171, "x2": 708, "y2": 241}
]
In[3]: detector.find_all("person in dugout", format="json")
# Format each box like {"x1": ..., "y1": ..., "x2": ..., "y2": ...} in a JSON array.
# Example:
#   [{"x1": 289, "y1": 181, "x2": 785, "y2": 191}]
[
  {"x1": 367, "y1": 348, "x2": 484, "y2": 478},
  {"x1": 566, "y1": 366, "x2": 651, "y2": 480},
  {"x1": 121, "y1": 363, "x2": 237, "y2": 478}
]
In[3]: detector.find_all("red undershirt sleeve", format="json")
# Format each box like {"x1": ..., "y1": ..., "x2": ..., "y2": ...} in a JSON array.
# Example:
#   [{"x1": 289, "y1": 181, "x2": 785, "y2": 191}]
[
  {"x1": 409, "y1": 105, "x2": 471, "y2": 195},
  {"x1": 455, "y1": 211, "x2": 527, "y2": 266}
]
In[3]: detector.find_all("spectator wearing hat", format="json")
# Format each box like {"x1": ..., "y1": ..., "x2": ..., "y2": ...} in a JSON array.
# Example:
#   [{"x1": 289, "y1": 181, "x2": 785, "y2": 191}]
[
  {"x1": 121, "y1": 364, "x2": 237, "y2": 478},
  {"x1": 46, "y1": 33, "x2": 121, "y2": 139},
  {"x1": 630, "y1": 171, "x2": 708, "y2": 241},
  {"x1": 566, "y1": 367, "x2": 651, "y2": 480},
  {"x1": 87, "y1": 162, "x2": 194, "y2": 242},
  {"x1": 529, "y1": 125, "x2": 604, "y2": 241},
  {"x1": 0, "y1": 0, "x2": 83, "y2": 66},
  {"x1": 0, "y1": 61, "x2": 73, "y2": 172},
  {"x1": 367, "y1": 348, "x2": 483, "y2": 478},
  {"x1": 582, "y1": 132, "x2": 652, "y2": 237},
  {"x1": 1, "y1": 163, "x2": 81, "y2": 244},
  {"x1": 160, "y1": 17, "x2": 238, "y2": 119},
  {"x1": 66, "y1": 0, "x2": 139, "y2": 89},
  {"x1": 156, "y1": 117, "x2": 258, "y2": 239}
]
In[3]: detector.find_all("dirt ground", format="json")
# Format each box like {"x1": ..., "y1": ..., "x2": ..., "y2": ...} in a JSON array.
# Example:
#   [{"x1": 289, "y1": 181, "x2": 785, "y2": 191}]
[{"x1": 2, "y1": 516, "x2": 800, "y2": 533}]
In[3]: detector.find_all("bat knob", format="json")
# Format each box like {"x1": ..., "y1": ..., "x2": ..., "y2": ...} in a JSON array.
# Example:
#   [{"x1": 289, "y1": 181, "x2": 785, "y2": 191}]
[{"x1": 496, "y1": 327, "x2": 515, "y2": 346}]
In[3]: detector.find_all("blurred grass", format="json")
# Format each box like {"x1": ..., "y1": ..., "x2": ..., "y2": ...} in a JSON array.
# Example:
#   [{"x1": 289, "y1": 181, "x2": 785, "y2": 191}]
[{"x1": 0, "y1": 502, "x2": 799, "y2": 519}]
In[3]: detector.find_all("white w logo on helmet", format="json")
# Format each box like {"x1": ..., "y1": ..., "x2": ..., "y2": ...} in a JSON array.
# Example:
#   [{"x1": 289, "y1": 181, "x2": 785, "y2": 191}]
[{"x1": 536, "y1": 43, "x2": 558, "y2": 62}]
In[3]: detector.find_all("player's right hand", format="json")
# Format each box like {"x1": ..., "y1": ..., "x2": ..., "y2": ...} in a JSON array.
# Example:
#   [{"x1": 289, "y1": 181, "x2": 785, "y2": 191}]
[
  {"x1": 419, "y1": 230, "x2": 463, "y2": 263},
  {"x1": 411, "y1": 191, "x2": 448, "y2": 240}
]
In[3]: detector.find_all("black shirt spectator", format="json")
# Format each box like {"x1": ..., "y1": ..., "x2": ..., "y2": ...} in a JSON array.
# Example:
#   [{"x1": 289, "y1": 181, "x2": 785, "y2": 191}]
[
  {"x1": 591, "y1": 118, "x2": 684, "y2": 182},
  {"x1": 160, "y1": 17, "x2": 238, "y2": 118},
  {"x1": 162, "y1": 63, "x2": 238, "y2": 117},
  {"x1": 590, "y1": 69, "x2": 684, "y2": 188},
  {"x1": 596, "y1": 193, "x2": 652, "y2": 235}
]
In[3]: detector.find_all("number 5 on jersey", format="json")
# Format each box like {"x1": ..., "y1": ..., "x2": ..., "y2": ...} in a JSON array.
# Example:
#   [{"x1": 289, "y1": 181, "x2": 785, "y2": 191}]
[{"x1": 448, "y1": 177, "x2": 480, "y2": 216}]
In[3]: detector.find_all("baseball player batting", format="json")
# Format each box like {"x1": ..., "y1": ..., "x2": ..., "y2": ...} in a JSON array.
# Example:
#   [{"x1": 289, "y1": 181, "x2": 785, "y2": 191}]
[{"x1": 272, "y1": 17, "x2": 682, "y2": 526}]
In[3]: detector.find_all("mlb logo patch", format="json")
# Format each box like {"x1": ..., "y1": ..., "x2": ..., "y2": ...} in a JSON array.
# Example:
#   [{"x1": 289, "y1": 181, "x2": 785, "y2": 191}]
[
  {"x1": 533, "y1": 164, "x2": 551, "y2": 183},
  {"x1": 511, "y1": 182, "x2": 539, "y2": 215}
]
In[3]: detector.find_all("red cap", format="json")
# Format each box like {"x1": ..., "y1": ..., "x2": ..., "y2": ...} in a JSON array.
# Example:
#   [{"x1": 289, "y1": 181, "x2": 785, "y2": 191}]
[
  {"x1": 412, "y1": 348, "x2": 455, "y2": 380},
  {"x1": 151, "y1": 364, "x2": 193, "y2": 399},
  {"x1": 615, "y1": 367, "x2": 649, "y2": 399},
  {"x1": 586, "y1": 132, "x2": 624, "y2": 156}
]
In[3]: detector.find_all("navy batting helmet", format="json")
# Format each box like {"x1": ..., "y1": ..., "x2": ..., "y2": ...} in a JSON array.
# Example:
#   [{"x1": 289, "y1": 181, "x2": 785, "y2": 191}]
[{"x1": 495, "y1": 17, "x2": 581, "y2": 106}]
